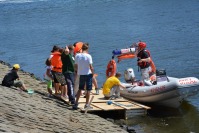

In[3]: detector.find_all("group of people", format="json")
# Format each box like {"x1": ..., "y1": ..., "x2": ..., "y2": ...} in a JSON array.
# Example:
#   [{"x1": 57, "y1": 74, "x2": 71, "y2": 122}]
[
  {"x1": 44, "y1": 42, "x2": 100, "y2": 110},
  {"x1": 1, "y1": 40, "x2": 155, "y2": 110},
  {"x1": 102, "y1": 41, "x2": 156, "y2": 99}
]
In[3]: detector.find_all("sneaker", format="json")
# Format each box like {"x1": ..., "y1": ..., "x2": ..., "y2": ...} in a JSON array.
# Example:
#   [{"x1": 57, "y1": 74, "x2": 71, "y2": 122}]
[
  {"x1": 55, "y1": 93, "x2": 61, "y2": 97},
  {"x1": 61, "y1": 95, "x2": 68, "y2": 99},
  {"x1": 72, "y1": 103, "x2": 78, "y2": 110},
  {"x1": 115, "y1": 95, "x2": 122, "y2": 99},
  {"x1": 48, "y1": 94, "x2": 54, "y2": 98},
  {"x1": 95, "y1": 88, "x2": 99, "y2": 95},
  {"x1": 109, "y1": 95, "x2": 116, "y2": 100},
  {"x1": 84, "y1": 104, "x2": 93, "y2": 110},
  {"x1": 61, "y1": 95, "x2": 68, "y2": 101},
  {"x1": 70, "y1": 101, "x2": 76, "y2": 105}
]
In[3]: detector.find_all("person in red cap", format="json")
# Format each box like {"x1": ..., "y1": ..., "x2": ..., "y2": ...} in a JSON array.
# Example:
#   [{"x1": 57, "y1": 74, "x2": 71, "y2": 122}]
[
  {"x1": 73, "y1": 42, "x2": 83, "y2": 56},
  {"x1": 137, "y1": 41, "x2": 153, "y2": 85},
  {"x1": 73, "y1": 42, "x2": 83, "y2": 95}
]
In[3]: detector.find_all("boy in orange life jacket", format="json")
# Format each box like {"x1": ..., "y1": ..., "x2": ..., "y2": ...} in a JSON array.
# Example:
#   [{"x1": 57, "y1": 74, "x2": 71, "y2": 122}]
[
  {"x1": 50, "y1": 45, "x2": 68, "y2": 98},
  {"x1": 137, "y1": 42, "x2": 153, "y2": 85}
]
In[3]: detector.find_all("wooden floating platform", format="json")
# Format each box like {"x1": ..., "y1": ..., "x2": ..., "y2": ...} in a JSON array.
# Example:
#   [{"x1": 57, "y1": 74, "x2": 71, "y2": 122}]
[{"x1": 58, "y1": 89, "x2": 151, "y2": 119}]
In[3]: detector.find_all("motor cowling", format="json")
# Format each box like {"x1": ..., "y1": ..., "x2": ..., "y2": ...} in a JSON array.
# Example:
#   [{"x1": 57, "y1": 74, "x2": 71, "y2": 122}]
[{"x1": 124, "y1": 68, "x2": 135, "y2": 83}]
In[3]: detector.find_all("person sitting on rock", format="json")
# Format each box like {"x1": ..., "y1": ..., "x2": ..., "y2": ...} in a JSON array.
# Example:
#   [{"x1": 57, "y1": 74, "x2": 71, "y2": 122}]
[{"x1": 2, "y1": 64, "x2": 27, "y2": 91}]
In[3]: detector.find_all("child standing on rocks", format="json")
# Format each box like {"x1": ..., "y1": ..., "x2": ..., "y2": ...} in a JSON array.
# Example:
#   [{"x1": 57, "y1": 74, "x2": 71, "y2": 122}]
[
  {"x1": 2, "y1": 64, "x2": 28, "y2": 91},
  {"x1": 44, "y1": 58, "x2": 53, "y2": 96}
]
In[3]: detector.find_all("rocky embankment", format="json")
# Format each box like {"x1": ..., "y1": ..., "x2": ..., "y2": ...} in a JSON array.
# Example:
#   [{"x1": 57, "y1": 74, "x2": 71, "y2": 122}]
[{"x1": 0, "y1": 61, "x2": 128, "y2": 133}]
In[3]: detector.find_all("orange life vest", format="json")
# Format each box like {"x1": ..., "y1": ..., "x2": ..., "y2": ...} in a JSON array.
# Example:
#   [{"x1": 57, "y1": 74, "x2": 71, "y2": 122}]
[
  {"x1": 51, "y1": 52, "x2": 62, "y2": 72},
  {"x1": 137, "y1": 50, "x2": 151, "y2": 68},
  {"x1": 145, "y1": 50, "x2": 156, "y2": 73},
  {"x1": 106, "y1": 59, "x2": 117, "y2": 78}
]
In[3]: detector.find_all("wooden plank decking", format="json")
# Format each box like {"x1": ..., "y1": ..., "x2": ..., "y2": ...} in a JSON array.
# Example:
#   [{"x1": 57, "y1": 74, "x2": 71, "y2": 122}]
[{"x1": 57, "y1": 89, "x2": 151, "y2": 119}]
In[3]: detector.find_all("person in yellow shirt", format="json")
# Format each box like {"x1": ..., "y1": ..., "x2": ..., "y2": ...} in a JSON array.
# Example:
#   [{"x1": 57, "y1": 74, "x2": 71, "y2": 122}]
[{"x1": 102, "y1": 72, "x2": 126, "y2": 99}]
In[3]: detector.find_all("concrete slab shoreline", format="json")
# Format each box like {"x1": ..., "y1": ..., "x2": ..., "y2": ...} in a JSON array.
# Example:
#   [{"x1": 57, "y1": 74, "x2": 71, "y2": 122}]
[{"x1": 0, "y1": 60, "x2": 128, "y2": 133}]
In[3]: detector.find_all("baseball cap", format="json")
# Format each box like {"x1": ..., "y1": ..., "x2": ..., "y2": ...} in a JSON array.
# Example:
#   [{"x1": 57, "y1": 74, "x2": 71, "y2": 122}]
[{"x1": 73, "y1": 42, "x2": 83, "y2": 55}]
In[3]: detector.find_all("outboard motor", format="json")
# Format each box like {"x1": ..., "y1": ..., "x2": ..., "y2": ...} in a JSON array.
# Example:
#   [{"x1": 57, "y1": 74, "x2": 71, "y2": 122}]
[
  {"x1": 156, "y1": 69, "x2": 169, "y2": 82},
  {"x1": 124, "y1": 68, "x2": 135, "y2": 83}
]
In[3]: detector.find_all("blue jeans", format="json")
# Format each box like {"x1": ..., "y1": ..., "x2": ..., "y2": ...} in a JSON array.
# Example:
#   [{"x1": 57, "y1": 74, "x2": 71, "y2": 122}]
[{"x1": 64, "y1": 72, "x2": 75, "y2": 103}]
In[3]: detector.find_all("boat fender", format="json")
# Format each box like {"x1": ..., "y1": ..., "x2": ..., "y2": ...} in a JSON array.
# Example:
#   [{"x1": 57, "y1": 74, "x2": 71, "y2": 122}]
[
  {"x1": 121, "y1": 48, "x2": 136, "y2": 54},
  {"x1": 106, "y1": 59, "x2": 117, "y2": 78},
  {"x1": 112, "y1": 48, "x2": 136, "y2": 56}
]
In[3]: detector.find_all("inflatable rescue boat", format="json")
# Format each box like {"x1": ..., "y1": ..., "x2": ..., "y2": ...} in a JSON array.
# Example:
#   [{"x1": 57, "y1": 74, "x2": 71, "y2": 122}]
[
  {"x1": 120, "y1": 69, "x2": 199, "y2": 108},
  {"x1": 111, "y1": 44, "x2": 199, "y2": 108}
]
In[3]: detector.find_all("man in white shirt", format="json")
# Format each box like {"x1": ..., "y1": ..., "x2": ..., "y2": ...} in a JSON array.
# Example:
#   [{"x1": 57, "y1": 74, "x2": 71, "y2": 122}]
[{"x1": 73, "y1": 43, "x2": 94, "y2": 110}]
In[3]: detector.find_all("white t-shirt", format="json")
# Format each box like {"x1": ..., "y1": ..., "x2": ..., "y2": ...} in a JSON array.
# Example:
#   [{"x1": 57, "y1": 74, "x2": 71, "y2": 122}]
[
  {"x1": 75, "y1": 53, "x2": 93, "y2": 75},
  {"x1": 44, "y1": 66, "x2": 52, "y2": 80}
]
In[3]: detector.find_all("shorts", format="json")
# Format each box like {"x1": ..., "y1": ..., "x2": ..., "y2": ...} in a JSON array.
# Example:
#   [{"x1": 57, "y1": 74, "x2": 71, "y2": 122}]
[
  {"x1": 104, "y1": 85, "x2": 120, "y2": 98},
  {"x1": 51, "y1": 71, "x2": 66, "y2": 85},
  {"x1": 79, "y1": 74, "x2": 92, "y2": 91},
  {"x1": 46, "y1": 80, "x2": 52, "y2": 89},
  {"x1": 141, "y1": 67, "x2": 151, "y2": 80},
  {"x1": 13, "y1": 80, "x2": 23, "y2": 88}
]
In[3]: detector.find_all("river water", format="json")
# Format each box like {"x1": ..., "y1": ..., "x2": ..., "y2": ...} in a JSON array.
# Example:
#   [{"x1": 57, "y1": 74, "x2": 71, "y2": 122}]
[{"x1": 0, "y1": 0, "x2": 199, "y2": 132}]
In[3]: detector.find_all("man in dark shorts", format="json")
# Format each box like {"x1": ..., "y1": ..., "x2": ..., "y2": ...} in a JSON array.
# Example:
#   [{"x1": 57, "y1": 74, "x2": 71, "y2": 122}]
[{"x1": 73, "y1": 43, "x2": 94, "y2": 110}]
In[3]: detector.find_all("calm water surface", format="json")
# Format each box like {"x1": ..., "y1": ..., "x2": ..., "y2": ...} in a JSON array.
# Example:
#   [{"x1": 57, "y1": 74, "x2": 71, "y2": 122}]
[{"x1": 0, "y1": 0, "x2": 199, "y2": 132}]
